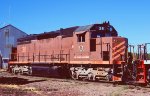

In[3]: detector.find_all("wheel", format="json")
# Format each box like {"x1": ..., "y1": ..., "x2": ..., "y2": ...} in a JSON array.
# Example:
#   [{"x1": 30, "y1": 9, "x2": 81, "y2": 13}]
[
  {"x1": 19, "y1": 69, "x2": 23, "y2": 75},
  {"x1": 12, "y1": 69, "x2": 15, "y2": 74},
  {"x1": 27, "y1": 66, "x2": 32, "y2": 75},
  {"x1": 70, "y1": 72, "x2": 78, "y2": 80},
  {"x1": 94, "y1": 76, "x2": 99, "y2": 82},
  {"x1": 88, "y1": 73, "x2": 93, "y2": 81},
  {"x1": 13, "y1": 70, "x2": 17, "y2": 74},
  {"x1": 105, "y1": 74, "x2": 112, "y2": 81},
  {"x1": 78, "y1": 75, "x2": 82, "y2": 80},
  {"x1": 28, "y1": 69, "x2": 32, "y2": 75}
]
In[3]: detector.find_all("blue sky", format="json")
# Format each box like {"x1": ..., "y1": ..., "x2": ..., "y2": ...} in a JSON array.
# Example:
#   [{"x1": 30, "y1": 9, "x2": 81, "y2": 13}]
[{"x1": 0, "y1": 0, "x2": 150, "y2": 45}]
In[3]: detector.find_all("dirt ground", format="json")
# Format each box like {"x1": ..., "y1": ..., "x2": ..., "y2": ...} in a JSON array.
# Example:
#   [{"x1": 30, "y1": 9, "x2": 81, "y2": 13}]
[{"x1": 0, "y1": 70, "x2": 150, "y2": 96}]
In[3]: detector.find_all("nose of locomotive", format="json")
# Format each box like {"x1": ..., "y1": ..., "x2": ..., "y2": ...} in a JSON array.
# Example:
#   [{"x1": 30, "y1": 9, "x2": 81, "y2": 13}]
[{"x1": 112, "y1": 37, "x2": 128, "y2": 63}]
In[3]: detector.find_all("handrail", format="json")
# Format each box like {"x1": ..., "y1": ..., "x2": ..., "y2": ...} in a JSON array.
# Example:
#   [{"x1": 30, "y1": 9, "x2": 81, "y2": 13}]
[{"x1": 14, "y1": 53, "x2": 70, "y2": 63}]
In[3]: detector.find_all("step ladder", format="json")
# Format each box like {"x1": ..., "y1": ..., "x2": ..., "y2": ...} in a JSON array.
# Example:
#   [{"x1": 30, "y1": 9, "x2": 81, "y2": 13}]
[
  {"x1": 135, "y1": 60, "x2": 146, "y2": 83},
  {"x1": 113, "y1": 61, "x2": 125, "y2": 82}
]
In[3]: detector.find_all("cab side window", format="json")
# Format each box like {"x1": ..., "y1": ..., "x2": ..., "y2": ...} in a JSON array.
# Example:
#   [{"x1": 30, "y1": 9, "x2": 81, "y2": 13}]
[{"x1": 77, "y1": 33, "x2": 85, "y2": 42}]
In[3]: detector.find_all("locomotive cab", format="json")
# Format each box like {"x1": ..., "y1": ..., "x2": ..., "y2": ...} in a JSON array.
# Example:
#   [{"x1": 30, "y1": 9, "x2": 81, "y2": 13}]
[{"x1": 72, "y1": 22, "x2": 128, "y2": 65}]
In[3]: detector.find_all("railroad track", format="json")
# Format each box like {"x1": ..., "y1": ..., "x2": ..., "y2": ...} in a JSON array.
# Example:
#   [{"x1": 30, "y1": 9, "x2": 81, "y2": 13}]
[{"x1": 1, "y1": 71, "x2": 150, "y2": 96}]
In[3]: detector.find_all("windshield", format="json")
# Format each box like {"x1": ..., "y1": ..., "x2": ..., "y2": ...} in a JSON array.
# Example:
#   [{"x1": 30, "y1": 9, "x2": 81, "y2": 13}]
[{"x1": 91, "y1": 25, "x2": 117, "y2": 38}]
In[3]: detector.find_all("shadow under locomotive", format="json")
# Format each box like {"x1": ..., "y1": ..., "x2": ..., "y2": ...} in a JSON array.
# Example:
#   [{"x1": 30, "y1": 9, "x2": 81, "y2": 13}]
[
  {"x1": 0, "y1": 77, "x2": 46, "y2": 85},
  {"x1": 30, "y1": 65, "x2": 70, "y2": 78}
]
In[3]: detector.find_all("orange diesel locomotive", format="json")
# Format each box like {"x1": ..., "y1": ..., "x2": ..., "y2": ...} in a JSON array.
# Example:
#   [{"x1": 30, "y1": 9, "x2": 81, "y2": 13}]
[{"x1": 9, "y1": 22, "x2": 150, "y2": 84}]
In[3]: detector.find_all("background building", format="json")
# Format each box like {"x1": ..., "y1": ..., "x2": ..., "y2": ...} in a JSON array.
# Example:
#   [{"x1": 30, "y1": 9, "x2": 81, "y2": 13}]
[{"x1": 0, "y1": 24, "x2": 27, "y2": 69}]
